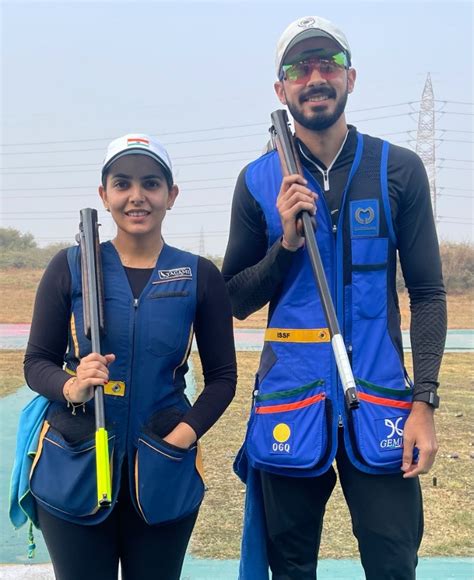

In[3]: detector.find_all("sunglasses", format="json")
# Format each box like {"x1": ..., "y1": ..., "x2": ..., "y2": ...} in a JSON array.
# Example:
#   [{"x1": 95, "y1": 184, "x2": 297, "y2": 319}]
[{"x1": 281, "y1": 51, "x2": 349, "y2": 84}]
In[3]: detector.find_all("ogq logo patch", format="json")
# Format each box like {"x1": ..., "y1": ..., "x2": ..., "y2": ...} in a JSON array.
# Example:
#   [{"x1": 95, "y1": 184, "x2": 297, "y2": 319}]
[{"x1": 271, "y1": 422, "x2": 293, "y2": 455}]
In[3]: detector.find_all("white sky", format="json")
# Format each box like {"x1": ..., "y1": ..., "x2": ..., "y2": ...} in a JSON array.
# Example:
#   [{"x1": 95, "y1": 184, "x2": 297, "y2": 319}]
[{"x1": 1, "y1": 0, "x2": 473, "y2": 255}]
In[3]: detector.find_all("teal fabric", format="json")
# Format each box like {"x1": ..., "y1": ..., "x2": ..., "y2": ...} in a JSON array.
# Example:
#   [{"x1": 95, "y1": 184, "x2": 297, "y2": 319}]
[
  {"x1": 9, "y1": 394, "x2": 49, "y2": 529},
  {"x1": 234, "y1": 447, "x2": 269, "y2": 579}
]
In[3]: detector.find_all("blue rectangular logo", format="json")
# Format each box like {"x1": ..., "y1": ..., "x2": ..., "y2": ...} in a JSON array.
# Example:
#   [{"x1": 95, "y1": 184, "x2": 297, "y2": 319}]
[{"x1": 350, "y1": 199, "x2": 379, "y2": 237}]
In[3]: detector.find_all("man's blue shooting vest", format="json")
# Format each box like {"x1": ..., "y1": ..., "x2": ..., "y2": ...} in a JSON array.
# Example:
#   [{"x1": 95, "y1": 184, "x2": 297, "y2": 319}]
[
  {"x1": 29, "y1": 242, "x2": 205, "y2": 524},
  {"x1": 242, "y1": 133, "x2": 414, "y2": 477}
]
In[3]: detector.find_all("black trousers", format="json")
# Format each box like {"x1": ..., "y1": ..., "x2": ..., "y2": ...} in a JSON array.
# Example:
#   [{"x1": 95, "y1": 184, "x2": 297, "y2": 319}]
[
  {"x1": 260, "y1": 430, "x2": 423, "y2": 580},
  {"x1": 37, "y1": 478, "x2": 198, "y2": 580}
]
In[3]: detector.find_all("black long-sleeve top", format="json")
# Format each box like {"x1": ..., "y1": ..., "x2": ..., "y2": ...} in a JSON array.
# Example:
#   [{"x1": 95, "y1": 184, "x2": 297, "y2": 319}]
[
  {"x1": 222, "y1": 126, "x2": 447, "y2": 400},
  {"x1": 24, "y1": 249, "x2": 237, "y2": 439}
]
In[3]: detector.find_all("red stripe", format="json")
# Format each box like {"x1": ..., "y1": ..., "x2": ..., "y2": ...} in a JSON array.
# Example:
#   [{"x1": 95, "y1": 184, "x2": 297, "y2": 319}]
[
  {"x1": 358, "y1": 392, "x2": 412, "y2": 409},
  {"x1": 127, "y1": 138, "x2": 149, "y2": 144},
  {"x1": 255, "y1": 393, "x2": 325, "y2": 414}
]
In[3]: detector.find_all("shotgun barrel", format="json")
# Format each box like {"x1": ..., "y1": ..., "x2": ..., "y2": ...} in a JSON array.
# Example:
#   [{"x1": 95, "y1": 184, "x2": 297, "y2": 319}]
[{"x1": 78, "y1": 208, "x2": 112, "y2": 506}]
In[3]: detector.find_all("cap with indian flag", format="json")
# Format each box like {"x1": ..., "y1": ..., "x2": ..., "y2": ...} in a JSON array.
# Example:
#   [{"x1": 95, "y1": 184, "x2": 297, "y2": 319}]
[{"x1": 101, "y1": 133, "x2": 173, "y2": 185}]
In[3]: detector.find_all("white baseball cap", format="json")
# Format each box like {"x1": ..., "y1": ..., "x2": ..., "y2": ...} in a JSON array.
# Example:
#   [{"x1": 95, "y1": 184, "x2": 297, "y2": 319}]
[
  {"x1": 101, "y1": 133, "x2": 173, "y2": 184},
  {"x1": 275, "y1": 16, "x2": 352, "y2": 76}
]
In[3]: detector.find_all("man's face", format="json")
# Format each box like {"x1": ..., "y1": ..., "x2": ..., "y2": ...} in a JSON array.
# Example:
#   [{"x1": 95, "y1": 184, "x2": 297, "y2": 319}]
[{"x1": 274, "y1": 37, "x2": 356, "y2": 131}]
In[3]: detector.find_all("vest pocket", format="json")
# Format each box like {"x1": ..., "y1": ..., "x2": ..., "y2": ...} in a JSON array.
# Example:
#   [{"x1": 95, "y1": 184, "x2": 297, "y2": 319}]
[
  {"x1": 246, "y1": 381, "x2": 329, "y2": 471},
  {"x1": 30, "y1": 421, "x2": 115, "y2": 517},
  {"x1": 351, "y1": 238, "x2": 388, "y2": 320},
  {"x1": 349, "y1": 378, "x2": 414, "y2": 469},
  {"x1": 135, "y1": 433, "x2": 205, "y2": 525},
  {"x1": 145, "y1": 293, "x2": 189, "y2": 357}
]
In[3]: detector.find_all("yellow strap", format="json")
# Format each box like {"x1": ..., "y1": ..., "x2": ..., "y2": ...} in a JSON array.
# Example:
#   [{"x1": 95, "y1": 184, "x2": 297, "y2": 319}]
[
  {"x1": 65, "y1": 368, "x2": 125, "y2": 397},
  {"x1": 69, "y1": 314, "x2": 80, "y2": 359},
  {"x1": 264, "y1": 328, "x2": 330, "y2": 343},
  {"x1": 29, "y1": 420, "x2": 50, "y2": 478}
]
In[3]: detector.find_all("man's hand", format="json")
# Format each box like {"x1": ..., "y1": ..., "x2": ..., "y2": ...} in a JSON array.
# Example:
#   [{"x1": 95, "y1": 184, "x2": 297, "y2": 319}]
[
  {"x1": 402, "y1": 401, "x2": 438, "y2": 478},
  {"x1": 276, "y1": 174, "x2": 318, "y2": 251}
]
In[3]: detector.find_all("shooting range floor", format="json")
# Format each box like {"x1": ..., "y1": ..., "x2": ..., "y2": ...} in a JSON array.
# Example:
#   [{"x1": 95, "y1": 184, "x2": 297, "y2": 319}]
[
  {"x1": 0, "y1": 558, "x2": 473, "y2": 579},
  {"x1": 2, "y1": 389, "x2": 473, "y2": 578},
  {"x1": 1, "y1": 324, "x2": 473, "y2": 351},
  {"x1": 2, "y1": 332, "x2": 473, "y2": 579}
]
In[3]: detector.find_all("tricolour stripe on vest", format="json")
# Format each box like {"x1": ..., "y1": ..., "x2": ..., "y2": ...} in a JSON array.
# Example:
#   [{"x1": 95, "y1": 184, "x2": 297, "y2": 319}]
[
  {"x1": 70, "y1": 314, "x2": 80, "y2": 359},
  {"x1": 264, "y1": 328, "x2": 330, "y2": 343},
  {"x1": 255, "y1": 393, "x2": 325, "y2": 414},
  {"x1": 358, "y1": 392, "x2": 412, "y2": 409}
]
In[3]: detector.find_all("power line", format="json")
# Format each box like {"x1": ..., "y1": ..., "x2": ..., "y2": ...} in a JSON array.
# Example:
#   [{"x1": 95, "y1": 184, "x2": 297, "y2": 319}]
[
  {"x1": 0, "y1": 156, "x2": 255, "y2": 176},
  {"x1": 0, "y1": 102, "x2": 424, "y2": 148},
  {"x1": 436, "y1": 166, "x2": 474, "y2": 171},
  {"x1": 32, "y1": 231, "x2": 230, "y2": 242},
  {"x1": 4, "y1": 189, "x2": 473, "y2": 217},
  {"x1": 2, "y1": 209, "x2": 231, "y2": 221},
  {"x1": 0, "y1": 132, "x2": 268, "y2": 156},
  {"x1": 0, "y1": 176, "x2": 236, "y2": 192},
  {"x1": 0, "y1": 184, "x2": 235, "y2": 199},
  {"x1": 1, "y1": 202, "x2": 231, "y2": 215},
  {"x1": 434, "y1": 100, "x2": 474, "y2": 106},
  {"x1": 0, "y1": 148, "x2": 261, "y2": 171}
]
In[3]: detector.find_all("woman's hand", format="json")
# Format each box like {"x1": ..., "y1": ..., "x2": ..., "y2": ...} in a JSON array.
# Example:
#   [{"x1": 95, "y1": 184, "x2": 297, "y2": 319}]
[
  {"x1": 276, "y1": 174, "x2": 318, "y2": 251},
  {"x1": 163, "y1": 422, "x2": 197, "y2": 450},
  {"x1": 63, "y1": 352, "x2": 115, "y2": 404}
]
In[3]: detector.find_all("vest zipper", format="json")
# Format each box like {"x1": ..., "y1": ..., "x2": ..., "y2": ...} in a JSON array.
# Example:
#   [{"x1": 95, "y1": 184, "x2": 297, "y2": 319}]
[
  {"x1": 297, "y1": 131, "x2": 349, "y2": 193},
  {"x1": 322, "y1": 170, "x2": 330, "y2": 192}
]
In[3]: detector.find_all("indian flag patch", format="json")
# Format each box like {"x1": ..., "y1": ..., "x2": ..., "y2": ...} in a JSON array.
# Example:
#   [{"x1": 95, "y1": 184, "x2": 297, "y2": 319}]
[{"x1": 127, "y1": 137, "x2": 149, "y2": 148}]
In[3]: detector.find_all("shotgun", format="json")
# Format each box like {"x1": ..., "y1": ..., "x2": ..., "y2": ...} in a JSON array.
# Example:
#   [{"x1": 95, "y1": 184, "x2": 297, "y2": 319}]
[
  {"x1": 270, "y1": 109, "x2": 359, "y2": 410},
  {"x1": 77, "y1": 208, "x2": 112, "y2": 506}
]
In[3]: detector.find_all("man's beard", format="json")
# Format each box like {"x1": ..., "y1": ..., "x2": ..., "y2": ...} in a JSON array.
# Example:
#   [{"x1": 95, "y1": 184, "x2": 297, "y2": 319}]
[{"x1": 287, "y1": 85, "x2": 349, "y2": 131}]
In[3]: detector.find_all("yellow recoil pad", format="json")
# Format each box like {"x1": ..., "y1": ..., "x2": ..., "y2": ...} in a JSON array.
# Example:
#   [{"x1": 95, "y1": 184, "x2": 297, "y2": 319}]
[{"x1": 95, "y1": 427, "x2": 112, "y2": 506}]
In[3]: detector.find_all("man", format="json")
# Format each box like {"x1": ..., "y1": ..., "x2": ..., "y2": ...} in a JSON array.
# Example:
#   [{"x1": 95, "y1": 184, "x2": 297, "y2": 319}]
[{"x1": 222, "y1": 16, "x2": 446, "y2": 580}]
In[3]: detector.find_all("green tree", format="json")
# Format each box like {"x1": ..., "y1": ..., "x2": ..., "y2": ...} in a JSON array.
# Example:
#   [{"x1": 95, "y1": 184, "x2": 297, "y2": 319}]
[{"x1": 0, "y1": 228, "x2": 36, "y2": 251}]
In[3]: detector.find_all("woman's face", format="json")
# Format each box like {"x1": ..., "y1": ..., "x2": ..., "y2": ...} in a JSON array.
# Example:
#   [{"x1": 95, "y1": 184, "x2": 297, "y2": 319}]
[{"x1": 99, "y1": 154, "x2": 178, "y2": 241}]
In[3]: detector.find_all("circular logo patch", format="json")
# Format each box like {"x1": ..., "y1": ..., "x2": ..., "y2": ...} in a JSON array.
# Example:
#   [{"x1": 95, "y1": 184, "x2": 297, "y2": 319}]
[
  {"x1": 355, "y1": 206, "x2": 375, "y2": 225},
  {"x1": 273, "y1": 423, "x2": 291, "y2": 443},
  {"x1": 298, "y1": 17, "x2": 316, "y2": 29}
]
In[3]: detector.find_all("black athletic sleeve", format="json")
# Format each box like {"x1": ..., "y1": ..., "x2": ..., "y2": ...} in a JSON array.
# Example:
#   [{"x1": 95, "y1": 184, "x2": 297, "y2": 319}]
[
  {"x1": 24, "y1": 249, "x2": 72, "y2": 401},
  {"x1": 222, "y1": 166, "x2": 296, "y2": 319},
  {"x1": 388, "y1": 146, "x2": 447, "y2": 399},
  {"x1": 181, "y1": 258, "x2": 237, "y2": 438}
]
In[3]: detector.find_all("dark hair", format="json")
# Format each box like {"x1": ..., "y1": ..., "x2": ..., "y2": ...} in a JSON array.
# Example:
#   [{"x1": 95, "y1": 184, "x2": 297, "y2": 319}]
[{"x1": 101, "y1": 166, "x2": 174, "y2": 190}]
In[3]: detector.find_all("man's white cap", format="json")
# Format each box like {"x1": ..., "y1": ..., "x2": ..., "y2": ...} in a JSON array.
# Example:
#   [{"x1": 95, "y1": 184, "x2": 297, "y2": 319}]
[
  {"x1": 275, "y1": 16, "x2": 351, "y2": 76},
  {"x1": 101, "y1": 133, "x2": 173, "y2": 183}
]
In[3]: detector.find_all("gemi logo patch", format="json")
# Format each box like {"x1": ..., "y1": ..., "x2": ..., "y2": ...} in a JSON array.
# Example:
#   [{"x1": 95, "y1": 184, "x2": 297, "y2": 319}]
[
  {"x1": 376, "y1": 415, "x2": 405, "y2": 452},
  {"x1": 153, "y1": 267, "x2": 192, "y2": 284},
  {"x1": 350, "y1": 199, "x2": 379, "y2": 237}
]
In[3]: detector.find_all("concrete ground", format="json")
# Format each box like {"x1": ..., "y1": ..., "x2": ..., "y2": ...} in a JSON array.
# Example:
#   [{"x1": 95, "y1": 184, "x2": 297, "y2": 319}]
[{"x1": 1, "y1": 558, "x2": 474, "y2": 579}]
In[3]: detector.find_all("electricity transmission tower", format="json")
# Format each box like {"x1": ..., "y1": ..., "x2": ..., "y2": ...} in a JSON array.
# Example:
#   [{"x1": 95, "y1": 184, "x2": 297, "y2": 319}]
[
  {"x1": 198, "y1": 226, "x2": 205, "y2": 255},
  {"x1": 415, "y1": 73, "x2": 438, "y2": 223}
]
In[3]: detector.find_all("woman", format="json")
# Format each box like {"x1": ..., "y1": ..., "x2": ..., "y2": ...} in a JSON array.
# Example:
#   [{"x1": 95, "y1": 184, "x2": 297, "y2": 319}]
[{"x1": 23, "y1": 134, "x2": 237, "y2": 580}]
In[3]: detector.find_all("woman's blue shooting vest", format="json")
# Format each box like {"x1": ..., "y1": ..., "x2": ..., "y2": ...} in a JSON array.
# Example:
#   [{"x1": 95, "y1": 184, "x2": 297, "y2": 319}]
[
  {"x1": 29, "y1": 241, "x2": 205, "y2": 525},
  {"x1": 241, "y1": 133, "x2": 414, "y2": 477}
]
